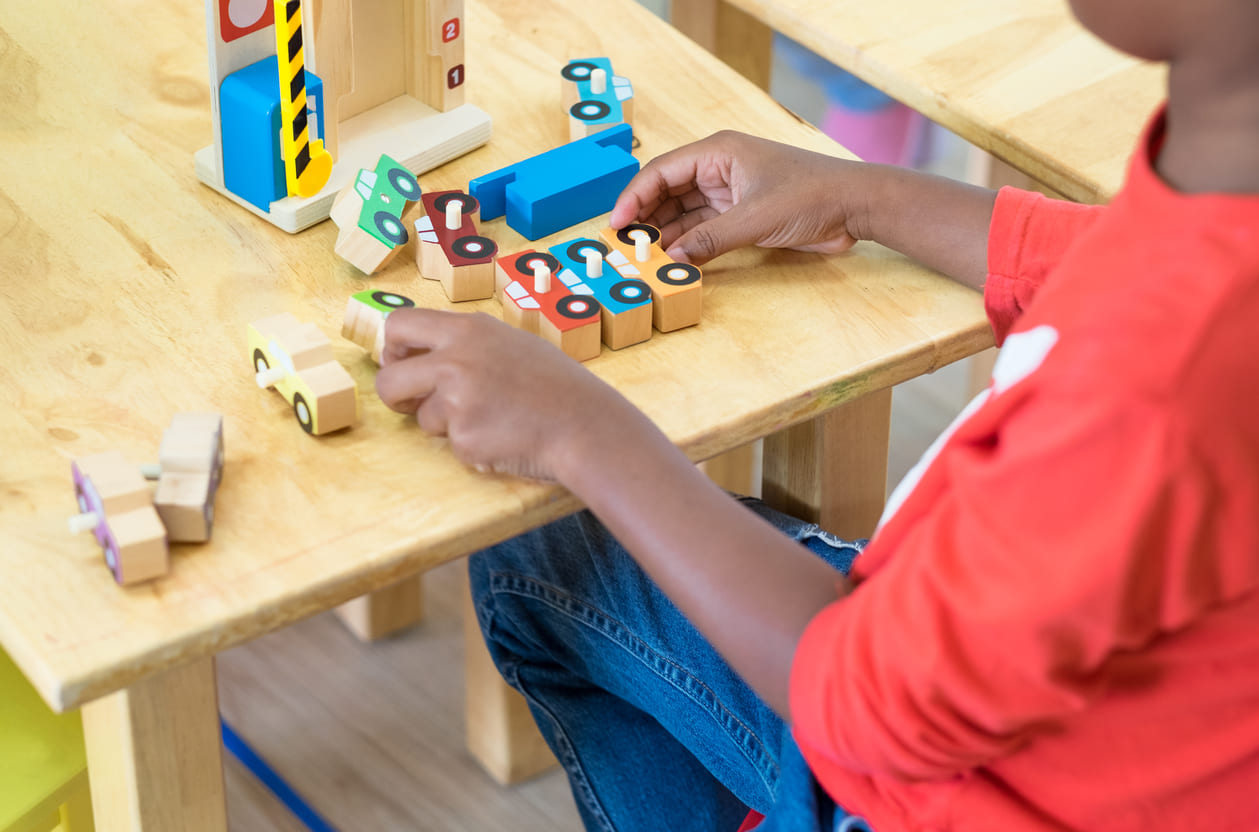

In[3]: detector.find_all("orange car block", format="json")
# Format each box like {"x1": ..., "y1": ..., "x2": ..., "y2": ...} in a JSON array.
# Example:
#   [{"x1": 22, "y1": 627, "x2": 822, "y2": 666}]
[{"x1": 598, "y1": 223, "x2": 702, "y2": 332}]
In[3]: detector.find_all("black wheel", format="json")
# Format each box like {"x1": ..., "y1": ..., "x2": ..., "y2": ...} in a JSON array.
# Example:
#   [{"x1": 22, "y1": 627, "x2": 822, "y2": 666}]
[
  {"x1": 373, "y1": 211, "x2": 408, "y2": 246},
  {"x1": 609, "y1": 279, "x2": 650, "y2": 305},
  {"x1": 253, "y1": 348, "x2": 269, "y2": 373},
  {"x1": 616, "y1": 223, "x2": 661, "y2": 246},
  {"x1": 293, "y1": 393, "x2": 315, "y2": 435},
  {"x1": 387, "y1": 166, "x2": 421, "y2": 201},
  {"x1": 451, "y1": 235, "x2": 497, "y2": 260},
  {"x1": 556, "y1": 294, "x2": 600, "y2": 320},
  {"x1": 433, "y1": 192, "x2": 479, "y2": 216},
  {"x1": 514, "y1": 251, "x2": 560, "y2": 277},
  {"x1": 570, "y1": 100, "x2": 611, "y2": 123},
  {"x1": 562, "y1": 61, "x2": 598, "y2": 82},
  {"x1": 656, "y1": 262, "x2": 702, "y2": 287},
  {"x1": 565, "y1": 239, "x2": 610, "y2": 263},
  {"x1": 370, "y1": 291, "x2": 415, "y2": 309}
]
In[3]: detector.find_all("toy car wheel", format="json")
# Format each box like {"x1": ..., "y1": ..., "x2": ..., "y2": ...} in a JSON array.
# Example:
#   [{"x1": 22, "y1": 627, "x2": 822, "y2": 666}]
[
  {"x1": 103, "y1": 535, "x2": 120, "y2": 581},
  {"x1": 253, "y1": 348, "x2": 269, "y2": 374},
  {"x1": 433, "y1": 192, "x2": 479, "y2": 217},
  {"x1": 514, "y1": 251, "x2": 560, "y2": 277},
  {"x1": 562, "y1": 61, "x2": 599, "y2": 82},
  {"x1": 387, "y1": 167, "x2": 421, "y2": 201},
  {"x1": 657, "y1": 262, "x2": 702, "y2": 286},
  {"x1": 556, "y1": 294, "x2": 600, "y2": 321},
  {"x1": 617, "y1": 223, "x2": 661, "y2": 246},
  {"x1": 610, "y1": 279, "x2": 650, "y2": 304},
  {"x1": 369, "y1": 291, "x2": 416, "y2": 310},
  {"x1": 373, "y1": 211, "x2": 409, "y2": 246},
  {"x1": 452, "y1": 235, "x2": 497, "y2": 260},
  {"x1": 571, "y1": 100, "x2": 611, "y2": 122},
  {"x1": 293, "y1": 393, "x2": 315, "y2": 435},
  {"x1": 566, "y1": 239, "x2": 610, "y2": 262}
]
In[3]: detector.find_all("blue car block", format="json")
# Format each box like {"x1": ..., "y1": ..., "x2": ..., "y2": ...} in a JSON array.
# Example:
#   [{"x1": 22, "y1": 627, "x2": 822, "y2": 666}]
[
  {"x1": 221, "y1": 56, "x2": 325, "y2": 212},
  {"x1": 565, "y1": 57, "x2": 633, "y2": 132},
  {"x1": 549, "y1": 237, "x2": 652, "y2": 317},
  {"x1": 469, "y1": 123, "x2": 639, "y2": 240}
]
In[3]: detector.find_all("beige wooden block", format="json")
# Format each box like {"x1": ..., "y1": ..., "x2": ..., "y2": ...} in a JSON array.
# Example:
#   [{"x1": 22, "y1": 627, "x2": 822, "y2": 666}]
[
  {"x1": 302, "y1": 362, "x2": 359, "y2": 434},
  {"x1": 81, "y1": 657, "x2": 227, "y2": 832},
  {"x1": 602, "y1": 302, "x2": 652, "y2": 350},
  {"x1": 334, "y1": 575, "x2": 426, "y2": 641},
  {"x1": 341, "y1": 298, "x2": 389, "y2": 365},
  {"x1": 154, "y1": 473, "x2": 215, "y2": 543},
  {"x1": 158, "y1": 413, "x2": 224, "y2": 475},
  {"x1": 108, "y1": 509, "x2": 170, "y2": 585},
  {"x1": 541, "y1": 314, "x2": 601, "y2": 363},
  {"x1": 75, "y1": 452, "x2": 152, "y2": 515}
]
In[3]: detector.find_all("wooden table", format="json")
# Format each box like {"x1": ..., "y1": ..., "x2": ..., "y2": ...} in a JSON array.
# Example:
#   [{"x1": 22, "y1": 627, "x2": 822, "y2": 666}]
[
  {"x1": 0, "y1": 0, "x2": 991, "y2": 828},
  {"x1": 673, "y1": 0, "x2": 1166, "y2": 203}
]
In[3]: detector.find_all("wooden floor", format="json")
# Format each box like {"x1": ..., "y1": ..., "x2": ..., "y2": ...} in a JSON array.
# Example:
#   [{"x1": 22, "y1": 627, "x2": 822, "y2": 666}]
[{"x1": 220, "y1": 3, "x2": 981, "y2": 826}]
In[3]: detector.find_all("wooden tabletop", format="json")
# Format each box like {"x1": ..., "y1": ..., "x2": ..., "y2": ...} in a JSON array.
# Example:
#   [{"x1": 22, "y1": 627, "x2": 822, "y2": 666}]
[
  {"x1": 0, "y1": 0, "x2": 990, "y2": 712},
  {"x1": 689, "y1": 0, "x2": 1166, "y2": 202}
]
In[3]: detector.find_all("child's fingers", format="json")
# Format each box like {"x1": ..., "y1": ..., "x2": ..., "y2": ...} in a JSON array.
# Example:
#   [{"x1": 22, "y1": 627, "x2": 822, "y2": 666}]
[
  {"x1": 665, "y1": 203, "x2": 761, "y2": 265},
  {"x1": 414, "y1": 394, "x2": 449, "y2": 437},
  {"x1": 375, "y1": 352, "x2": 440, "y2": 414},
  {"x1": 380, "y1": 307, "x2": 466, "y2": 364},
  {"x1": 611, "y1": 148, "x2": 705, "y2": 227},
  {"x1": 657, "y1": 205, "x2": 719, "y2": 252}
]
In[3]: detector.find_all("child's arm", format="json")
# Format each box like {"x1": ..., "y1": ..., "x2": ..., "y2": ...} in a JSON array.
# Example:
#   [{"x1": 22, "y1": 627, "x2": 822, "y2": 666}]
[
  {"x1": 377, "y1": 309, "x2": 852, "y2": 717},
  {"x1": 610, "y1": 130, "x2": 999, "y2": 291}
]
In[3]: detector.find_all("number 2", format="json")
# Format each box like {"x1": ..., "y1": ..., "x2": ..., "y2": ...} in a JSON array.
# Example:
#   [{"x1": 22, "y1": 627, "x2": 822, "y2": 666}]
[{"x1": 442, "y1": 18, "x2": 460, "y2": 42}]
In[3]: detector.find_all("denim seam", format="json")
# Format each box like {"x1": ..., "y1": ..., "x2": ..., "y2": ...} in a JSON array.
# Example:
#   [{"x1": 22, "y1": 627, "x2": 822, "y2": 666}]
[
  {"x1": 489, "y1": 570, "x2": 782, "y2": 794},
  {"x1": 483, "y1": 605, "x2": 619, "y2": 832}
]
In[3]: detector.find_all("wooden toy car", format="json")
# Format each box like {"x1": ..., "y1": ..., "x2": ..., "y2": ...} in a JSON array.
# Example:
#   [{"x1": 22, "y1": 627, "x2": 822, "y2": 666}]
[
  {"x1": 329, "y1": 154, "x2": 423, "y2": 274},
  {"x1": 147, "y1": 413, "x2": 226, "y2": 542},
  {"x1": 248, "y1": 313, "x2": 357, "y2": 435},
  {"x1": 70, "y1": 451, "x2": 168, "y2": 586},
  {"x1": 561, "y1": 58, "x2": 634, "y2": 141},
  {"x1": 342, "y1": 289, "x2": 417, "y2": 365}
]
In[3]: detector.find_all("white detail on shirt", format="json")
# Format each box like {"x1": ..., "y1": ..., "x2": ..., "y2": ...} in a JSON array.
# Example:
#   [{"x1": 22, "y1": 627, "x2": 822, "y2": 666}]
[{"x1": 878, "y1": 325, "x2": 1060, "y2": 531}]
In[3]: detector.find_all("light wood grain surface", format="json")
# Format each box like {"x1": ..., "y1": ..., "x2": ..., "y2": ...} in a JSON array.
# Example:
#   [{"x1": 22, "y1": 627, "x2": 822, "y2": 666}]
[
  {"x1": 679, "y1": 0, "x2": 1165, "y2": 202},
  {"x1": 0, "y1": 0, "x2": 990, "y2": 713}
]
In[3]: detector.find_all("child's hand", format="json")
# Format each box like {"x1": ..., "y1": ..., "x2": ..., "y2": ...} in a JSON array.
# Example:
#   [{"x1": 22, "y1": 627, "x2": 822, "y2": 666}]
[
  {"x1": 374, "y1": 309, "x2": 649, "y2": 482},
  {"x1": 610, "y1": 130, "x2": 866, "y2": 265}
]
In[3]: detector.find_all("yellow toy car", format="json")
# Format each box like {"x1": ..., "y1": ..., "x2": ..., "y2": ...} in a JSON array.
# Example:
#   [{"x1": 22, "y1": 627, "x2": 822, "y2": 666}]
[{"x1": 248, "y1": 313, "x2": 357, "y2": 435}]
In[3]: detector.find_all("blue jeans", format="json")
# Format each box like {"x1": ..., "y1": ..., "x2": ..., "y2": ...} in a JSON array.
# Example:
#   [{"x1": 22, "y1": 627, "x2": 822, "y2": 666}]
[{"x1": 468, "y1": 496, "x2": 874, "y2": 832}]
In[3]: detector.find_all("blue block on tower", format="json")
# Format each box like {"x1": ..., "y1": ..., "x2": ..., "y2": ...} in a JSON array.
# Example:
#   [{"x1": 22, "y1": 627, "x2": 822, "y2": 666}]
[
  {"x1": 220, "y1": 56, "x2": 325, "y2": 213},
  {"x1": 469, "y1": 123, "x2": 639, "y2": 240}
]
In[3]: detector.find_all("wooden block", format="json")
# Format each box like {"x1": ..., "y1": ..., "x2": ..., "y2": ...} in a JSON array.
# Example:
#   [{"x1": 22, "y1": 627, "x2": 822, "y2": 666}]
[
  {"x1": 334, "y1": 575, "x2": 426, "y2": 641},
  {"x1": 463, "y1": 588, "x2": 556, "y2": 784},
  {"x1": 495, "y1": 251, "x2": 602, "y2": 362},
  {"x1": 414, "y1": 190, "x2": 498, "y2": 302},
  {"x1": 561, "y1": 58, "x2": 635, "y2": 141},
  {"x1": 81, "y1": 657, "x2": 227, "y2": 831},
  {"x1": 329, "y1": 154, "x2": 423, "y2": 275},
  {"x1": 548, "y1": 236, "x2": 653, "y2": 349},
  {"x1": 71, "y1": 451, "x2": 169, "y2": 586},
  {"x1": 342, "y1": 289, "x2": 418, "y2": 364},
  {"x1": 248, "y1": 313, "x2": 358, "y2": 435},
  {"x1": 598, "y1": 223, "x2": 703, "y2": 332},
  {"x1": 407, "y1": 0, "x2": 466, "y2": 112},
  {"x1": 154, "y1": 472, "x2": 215, "y2": 543},
  {"x1": 158, "y1": 412, "x2": 225, "y2": 476}
]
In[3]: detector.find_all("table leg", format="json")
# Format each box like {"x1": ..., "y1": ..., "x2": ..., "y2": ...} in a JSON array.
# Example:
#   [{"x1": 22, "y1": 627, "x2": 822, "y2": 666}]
[
  {"x1": 334, "y1": 575, "x2": 426, "y2": 641},
  {"x1": 762, "y1": 388, "x2": 892, "y2": 540},
  {"x1": 462, "y1": 585, "x2": 556, "y2": 784},
  {"x1": 670, "y1": 0, "x2": 774, "y2": 91},
  {"x1": 700, "y1": 440, "x2": 762, "y2": 497},
  {"x1": 80, "y1": 656, "x2": 226, "y2": 832}
]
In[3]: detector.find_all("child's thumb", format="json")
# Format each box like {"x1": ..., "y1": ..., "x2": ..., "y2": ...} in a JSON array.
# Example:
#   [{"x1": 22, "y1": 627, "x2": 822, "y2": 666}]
[{"x1": 665, "y1": 205, "x2": 761, "y2": 266}]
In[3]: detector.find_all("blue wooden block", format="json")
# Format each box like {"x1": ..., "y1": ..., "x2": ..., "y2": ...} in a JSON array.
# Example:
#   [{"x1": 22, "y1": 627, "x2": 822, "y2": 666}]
[
  {"x1": 220, "y1": 56, "x2": 325, "y2": 213},
  {"x1": 469, "y1": 124, "x2": 639, "y2": 240},
  {"x1": 549, "y1": 237, "x2": 651, "y2": 316}
]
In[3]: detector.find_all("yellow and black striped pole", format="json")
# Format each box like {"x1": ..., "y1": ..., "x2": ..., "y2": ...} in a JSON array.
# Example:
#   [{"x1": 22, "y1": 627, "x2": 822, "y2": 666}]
[{"x1": 273, "y1": 0, "x2": 332, "y2": 198}]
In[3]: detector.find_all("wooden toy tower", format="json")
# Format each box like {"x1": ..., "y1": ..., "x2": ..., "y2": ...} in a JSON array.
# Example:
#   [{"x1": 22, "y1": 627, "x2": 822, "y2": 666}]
[{"x1": 196, "y1": 0, "x2": 491, "y2": 233}]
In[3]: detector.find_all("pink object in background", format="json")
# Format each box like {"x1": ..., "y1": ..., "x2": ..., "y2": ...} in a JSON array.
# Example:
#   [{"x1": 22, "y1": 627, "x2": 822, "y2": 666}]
[{"x1": 821, "y1": 102, "x2": 932, "y2": 167}]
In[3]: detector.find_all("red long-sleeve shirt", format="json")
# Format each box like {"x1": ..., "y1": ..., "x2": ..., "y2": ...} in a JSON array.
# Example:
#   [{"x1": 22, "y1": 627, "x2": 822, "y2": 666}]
[{"x1": 788, "y1": 109, "x2": 1259, "y2": 831}]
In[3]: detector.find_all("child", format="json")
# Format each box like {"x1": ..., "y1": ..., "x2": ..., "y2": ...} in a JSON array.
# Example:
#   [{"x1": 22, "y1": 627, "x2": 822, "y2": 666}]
[{"x1": 375, "y1": 0, "x2": 1259, "y2": 827}]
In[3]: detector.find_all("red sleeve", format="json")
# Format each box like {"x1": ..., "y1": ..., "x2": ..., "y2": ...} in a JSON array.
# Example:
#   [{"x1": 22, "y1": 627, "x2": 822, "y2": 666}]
[
  {"x1": 985, "y1": 188, "x2": 1105, "y2": 345},
  {"x1": 788, "y1": 385, "x2": 1217, "y2": 780}
]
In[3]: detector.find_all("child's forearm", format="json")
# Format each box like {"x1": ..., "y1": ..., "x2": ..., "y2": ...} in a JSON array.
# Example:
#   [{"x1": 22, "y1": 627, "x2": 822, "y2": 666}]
[
  {"x1": 850, "y1": 164, "x2": 998, "y2": 292},
  {"x1": 553, "y1": 411, "x2": 851, "y2": 720}
]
